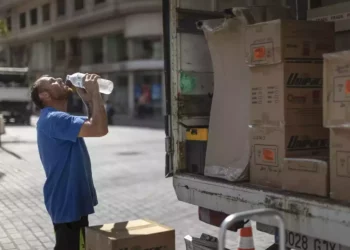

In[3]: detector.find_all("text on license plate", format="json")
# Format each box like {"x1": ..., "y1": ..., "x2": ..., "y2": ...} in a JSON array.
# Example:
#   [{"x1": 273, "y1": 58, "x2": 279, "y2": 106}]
[{"x1": 285, "y1": 231, "x2": 350, "y2": 250}]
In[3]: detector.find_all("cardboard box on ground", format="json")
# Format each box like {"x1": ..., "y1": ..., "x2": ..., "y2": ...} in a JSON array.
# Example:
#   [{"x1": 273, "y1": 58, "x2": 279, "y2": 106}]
[
  {"x1": 85, "y1": 219, "x2": 175, "y2": 250},
  {"x1": 246, "y1": 19, "x2": 334, "y2": 195}
]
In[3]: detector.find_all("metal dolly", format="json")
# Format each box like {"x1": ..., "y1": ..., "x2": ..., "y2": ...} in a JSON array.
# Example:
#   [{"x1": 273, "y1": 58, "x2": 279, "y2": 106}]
[{"x1": 219, "y1": 208, "x2": 286, "y2": 250}]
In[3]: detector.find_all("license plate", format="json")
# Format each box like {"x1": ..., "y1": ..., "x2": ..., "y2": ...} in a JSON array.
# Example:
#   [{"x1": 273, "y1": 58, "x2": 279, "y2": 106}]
[{"x1": 284, "y1": 231, "x2": 350, "y2": 250}]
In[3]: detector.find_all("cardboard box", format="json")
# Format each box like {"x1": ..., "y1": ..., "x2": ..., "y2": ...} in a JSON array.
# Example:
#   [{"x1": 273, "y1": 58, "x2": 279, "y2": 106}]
[
  {"x1": 245, "y1": 19, "x2": 334, "y2": 66},
  {"x1": 251, "y1": 62, "x2": 323, "y2": 126},
  {"x1": 323, "y1": 51, "x2": 350, "y2": 128},
  {"x1": 85, "y1": 219, "x2": 175, "y2": 250},
  {"x1": 282, "y1": 157, "x2": 329, "y2": 197},
  {"x1": 250, "y1": 125, "x2": 329, "y2": 188},
  {"x1": 330, "y1": 129, "x2": 350, "y2": 201}
]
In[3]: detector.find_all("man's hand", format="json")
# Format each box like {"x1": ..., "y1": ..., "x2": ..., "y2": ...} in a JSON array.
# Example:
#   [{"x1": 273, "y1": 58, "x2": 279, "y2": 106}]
[
  {"x1": 84, "y1": 74, "x2": 100, "y2": 95},
  {"x1": 76, "y1": 74, "x2": 100, "y2": 103}
]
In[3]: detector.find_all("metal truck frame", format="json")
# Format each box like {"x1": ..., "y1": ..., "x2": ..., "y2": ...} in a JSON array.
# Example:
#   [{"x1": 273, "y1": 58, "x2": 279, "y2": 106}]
[{"x1": 163, "y1": 0, "x2": 350, "y2": 249}]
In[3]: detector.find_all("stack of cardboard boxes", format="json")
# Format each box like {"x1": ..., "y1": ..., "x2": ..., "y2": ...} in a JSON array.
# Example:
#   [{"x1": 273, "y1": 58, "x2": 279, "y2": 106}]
[
  {"x1": 324, "y1": 51, "x2": 350, "y2": 201},
  {"x1": 246, "y1": 19, "x2": 335, "y2": 196}
]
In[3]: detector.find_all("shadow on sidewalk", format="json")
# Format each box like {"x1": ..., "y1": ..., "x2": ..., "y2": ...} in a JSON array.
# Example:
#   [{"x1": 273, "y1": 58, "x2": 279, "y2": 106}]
[
  {"x1": 0, "y1": 172, "x2": 6, "y2": 181},
  {"x1": 0, "y1": 145, "x2": 23, "y2": 160},
  {"x1": 1, "y1": 140, "x2": 36, "y2": 144}
]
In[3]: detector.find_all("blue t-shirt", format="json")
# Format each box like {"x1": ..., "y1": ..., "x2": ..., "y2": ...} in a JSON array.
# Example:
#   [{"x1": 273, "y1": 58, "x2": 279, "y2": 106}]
[{"x1": 36, "y1": 107, "x2": 98, "y2": 224}]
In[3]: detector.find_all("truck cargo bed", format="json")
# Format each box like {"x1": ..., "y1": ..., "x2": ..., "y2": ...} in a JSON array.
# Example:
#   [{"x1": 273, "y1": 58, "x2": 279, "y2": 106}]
[
  {"x1": 165, "y1": 0, "x2": 350, "y2": 248},
  {"x1": 174, "y1": 173, "x2": 350, "y2": 247}
]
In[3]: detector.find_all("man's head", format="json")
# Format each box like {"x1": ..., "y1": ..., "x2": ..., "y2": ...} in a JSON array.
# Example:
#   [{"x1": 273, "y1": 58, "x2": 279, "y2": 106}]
[{"x1": 31, "y1": 75, "x2": 73, "y2": 110}]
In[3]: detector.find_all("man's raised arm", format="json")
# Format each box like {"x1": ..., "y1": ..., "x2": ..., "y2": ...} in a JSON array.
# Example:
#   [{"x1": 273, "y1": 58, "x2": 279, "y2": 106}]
[{"x1": 76, "y1": 74, "x2": 108, "y2": 137}]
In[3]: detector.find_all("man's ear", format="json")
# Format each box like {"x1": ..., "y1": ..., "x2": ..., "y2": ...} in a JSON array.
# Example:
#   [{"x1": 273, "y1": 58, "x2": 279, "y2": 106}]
[{"x1": 39, "y1": 92, "x2": 50, "y2": 102}]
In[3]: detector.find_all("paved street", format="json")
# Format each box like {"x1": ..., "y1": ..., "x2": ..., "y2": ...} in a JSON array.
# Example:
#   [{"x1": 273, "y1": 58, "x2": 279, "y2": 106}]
[{"x1": 0, "y1": 124, "x2": 273, "y2": 250}]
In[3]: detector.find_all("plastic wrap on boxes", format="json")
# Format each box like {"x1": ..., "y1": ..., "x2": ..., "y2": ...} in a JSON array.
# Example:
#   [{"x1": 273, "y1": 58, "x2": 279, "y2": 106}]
[{"x1": 200, "y1": 18, "x2": 250, "y2": 182}]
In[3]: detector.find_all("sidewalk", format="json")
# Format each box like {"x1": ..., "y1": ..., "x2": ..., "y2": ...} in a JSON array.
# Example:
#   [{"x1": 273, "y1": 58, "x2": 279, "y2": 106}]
[
  {"x1": 112, "y1": 115, "x2": 164, "y2": 129},
  {"x1": 0, "y1": 130, "x2": 55, "y2": 250},
  {"x1": 0, "y1": 125, "x2": 274, "y2": 250}
]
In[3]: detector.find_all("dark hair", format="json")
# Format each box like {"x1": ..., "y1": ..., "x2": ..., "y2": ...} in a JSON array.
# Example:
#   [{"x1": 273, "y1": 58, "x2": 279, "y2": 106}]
[
  {"x1": 30, "y1": 83, "x2": 44, "y2": 109},
  {"x1": 31, "y1": 75, "x2": 50, "y2": 109}
]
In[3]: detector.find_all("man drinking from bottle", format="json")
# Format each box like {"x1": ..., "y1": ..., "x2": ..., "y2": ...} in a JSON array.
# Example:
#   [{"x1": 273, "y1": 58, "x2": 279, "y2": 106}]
[{"x1": 30, "y1": 73, "x2": 108, "y2": 250}]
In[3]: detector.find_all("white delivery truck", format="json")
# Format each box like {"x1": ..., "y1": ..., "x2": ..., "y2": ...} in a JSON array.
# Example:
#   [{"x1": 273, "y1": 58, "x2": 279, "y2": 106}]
[
  {"x1": 0, "y1": 67, "x2": 31, "y2": 125},
  {"x1": 163, "y1": 1, "x2": 350, "y2": 250}
]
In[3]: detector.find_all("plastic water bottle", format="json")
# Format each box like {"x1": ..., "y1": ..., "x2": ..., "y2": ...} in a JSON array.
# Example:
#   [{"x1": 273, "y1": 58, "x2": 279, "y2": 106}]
[{"x1": 65, "y1": 72, "x2": 114, "y2": 95}]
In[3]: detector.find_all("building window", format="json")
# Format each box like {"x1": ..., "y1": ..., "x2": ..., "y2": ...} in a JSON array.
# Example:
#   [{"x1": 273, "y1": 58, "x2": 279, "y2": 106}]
[
  {"x1": 0, "y1": 49, "x2": 6, "y2": 66},
  {"x1": 19, "y1": 12, "x2": 26, "y2": 29},
  {"x1": 69, "y1": 38, "x2": 82, "y2": 66},
  {"x1": 6, "y1": 16, "x2": 11, "y2": 32},
  {"x1": 135, "y1": 72, "x2": 163, "y2": 117},
  {"x1": 10, "y1": 45, "x2": 28, "y2": 67},
  {"x1": 89, "y1": 37, "x2": 103, "y2": 64},
  {"x1": 132, "y1": 38, "x2": 162, "y2": 60},
  {"x1": 75, "y1": 0, "x2": 84, "y2": 11},
  {"x1": 107, "y1": 34, "x2": 127, "y2": 63},
  {"x1": 95, "y1": 0, "x2": 106, "y2": 4},
  {"x1": 42, "y1": 4, "x2": 50, "y2": 22},
  {"x1": 70, "y1": 38, "x2": 81, "y2": 57},
  {"x1": 55, "y1": 40, "x2": 66, "y2": 61},
  {"x1": 107, "y1": 74, "x2": 128, "y2": 115},
  {"x1": 57, "y1": 0, "x2": 66, "y2": 17},
  {"x1": 30, "y1": 8, "x2": 38, "y2": 25}
]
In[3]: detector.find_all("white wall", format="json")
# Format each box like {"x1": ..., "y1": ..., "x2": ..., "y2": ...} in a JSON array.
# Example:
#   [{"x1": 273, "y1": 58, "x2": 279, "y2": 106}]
[
  {"x1": 78, "y1": 18, "x2": 124, "y2": 38},
  {"x1": 29, "y1": 40, "x2": 51, "y2": 71},
  {"x1": 124, "y1": 12, "x2": 162, "y2": 38}
]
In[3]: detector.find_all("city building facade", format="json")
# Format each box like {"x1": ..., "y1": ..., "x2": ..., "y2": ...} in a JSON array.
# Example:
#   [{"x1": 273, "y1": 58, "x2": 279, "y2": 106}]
[{"x1": 0, "y1": 0, "x2": 164, "y2": 119}]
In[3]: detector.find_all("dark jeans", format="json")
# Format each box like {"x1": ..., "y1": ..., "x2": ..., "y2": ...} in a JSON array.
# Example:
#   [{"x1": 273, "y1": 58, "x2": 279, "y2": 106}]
[{"x1": 53, "y1": 216, "x2": 89, "y2": 250}]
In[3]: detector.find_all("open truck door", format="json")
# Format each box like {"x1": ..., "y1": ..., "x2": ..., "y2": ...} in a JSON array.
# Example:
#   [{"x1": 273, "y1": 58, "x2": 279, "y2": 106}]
[
  {"x1": 163, "y1": 0, "x2": 350, "y2": 249},
  {"x1": 163, "y1": 0, "x2": 173, "y2": 178}
]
